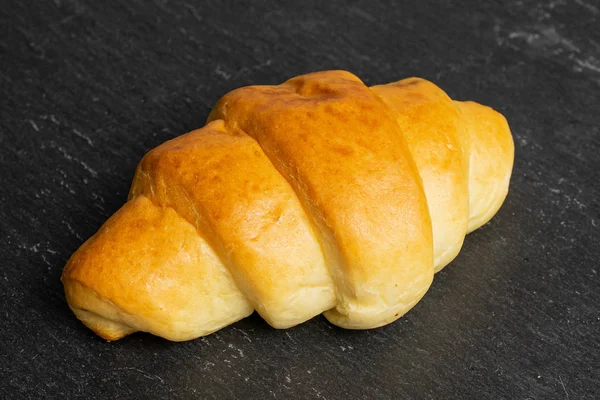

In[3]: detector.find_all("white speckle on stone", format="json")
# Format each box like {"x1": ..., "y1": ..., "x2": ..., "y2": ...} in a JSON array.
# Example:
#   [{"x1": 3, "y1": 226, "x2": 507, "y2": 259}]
[{"x1": 228, "y1": 343, "x2": 244, "y2": 358}]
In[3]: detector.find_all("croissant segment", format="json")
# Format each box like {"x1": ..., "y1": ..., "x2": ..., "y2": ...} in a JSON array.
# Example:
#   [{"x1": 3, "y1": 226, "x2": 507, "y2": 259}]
[{"x1": 61, "y1": 70, "x2": 514, "y2": 341}]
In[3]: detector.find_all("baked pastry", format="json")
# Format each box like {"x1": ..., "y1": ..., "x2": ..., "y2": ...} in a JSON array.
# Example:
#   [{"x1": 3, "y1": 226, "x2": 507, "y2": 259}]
[{"x1": 61, "y1": 70, "x2": 514, "y2": 341}]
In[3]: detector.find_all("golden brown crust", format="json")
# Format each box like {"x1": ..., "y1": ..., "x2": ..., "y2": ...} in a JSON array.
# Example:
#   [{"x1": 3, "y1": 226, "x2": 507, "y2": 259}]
[
  {"x1": 61, "y1": 70, "x2": 514, "y2": 341},
  {"x1": 372, "y1": 78, "x2": 469, "y2": 272},
  {"x1": 454, "y1": 101, "x2": 514, "y2": 232},
  {"x1": 130, "y1": 120, "x2": 336, "y2": 328},
  {"x1": 62, "y1": 195, "x2": 253, "y2": 341},
  {"x1": 208, "y1": 71, "x2": 434, "y2": 328}
]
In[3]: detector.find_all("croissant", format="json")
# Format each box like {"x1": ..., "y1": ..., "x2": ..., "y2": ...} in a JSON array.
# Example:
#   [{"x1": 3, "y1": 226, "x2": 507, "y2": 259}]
[{"x1": 61, "y1": 70, "x2": 514, "y2": 341}]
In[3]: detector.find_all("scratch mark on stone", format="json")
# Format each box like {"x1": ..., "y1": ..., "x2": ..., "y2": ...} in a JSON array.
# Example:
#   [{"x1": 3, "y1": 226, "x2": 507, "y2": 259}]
[
  {"x1": 47, "y1": 330, "x2": 62, "y2": 344},
  {"x1": 51, "y1": 142, "x2": 98, "y2": 177},
  {"x1": 28, "y1": 120, "x2": 40, "y2": 131},
  {"x1": 91, "y1": 192, "x2": 106, "y2": 204},
  {"x1": 558, "y1": 375, "x2": 569, "y2": 399},
  {"x1": 182, "y1": 3, "x2": 204, "y2": 23},
  {"x1": 42, "y1": 253, "x2": 52, "y2": 268},
  {"x1": 202, "y1": 361, "x2": 215, "y2": 371},
  {"x1": 574, "y1": 0, "x2": 598, "y2": 14},
  {"x1": 73, "y1": 129, "x2": 94, "y2": 146},
  {"x1": 232, "y1": 59, "x2": 273, "y2": 79},
  {"x1": 573, "y1": 57, "x2": 600, "y2": 73},
  {"x1": 58, "y1": 179, "x2": 76, "y2": 195},
  {"x1": 63, "y1": 219, "x2": 83, "y2": 241},
  {"x1": 493, "y1": 21, "x2": 504, "y2": 47},
  {"x1": 214, "y1": 65, "x2": 232, "y2": 80},
  {"x1": 232, "y1": 327, "x2": 252, "y2": 342},
  {"x1": 348, "y1": 6, "x2": 376, "y2": 22},
  {"x1": 508, "y1": 27, "x2": 579, "y2": 53},
  {"x1": 111, "y1": 367, "x2": 165, "y2": 384},
  {"x1": 228, "y1": 343, "x2": 244, "y2": 358},
  {"x1": 505, "y1": 25, "x2": 600, "y2": 77}
]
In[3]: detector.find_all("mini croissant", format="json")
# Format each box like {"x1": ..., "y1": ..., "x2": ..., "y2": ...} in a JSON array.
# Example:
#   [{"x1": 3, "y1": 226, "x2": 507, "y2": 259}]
[{"x1": 62, "y1": 71, "x2": 514, "y2": 341}]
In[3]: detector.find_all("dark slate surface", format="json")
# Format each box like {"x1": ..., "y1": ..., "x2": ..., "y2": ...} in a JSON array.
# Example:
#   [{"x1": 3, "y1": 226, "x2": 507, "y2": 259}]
[{"x1": 1, "y1": 0, "x2": 599, "y2": 398}]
